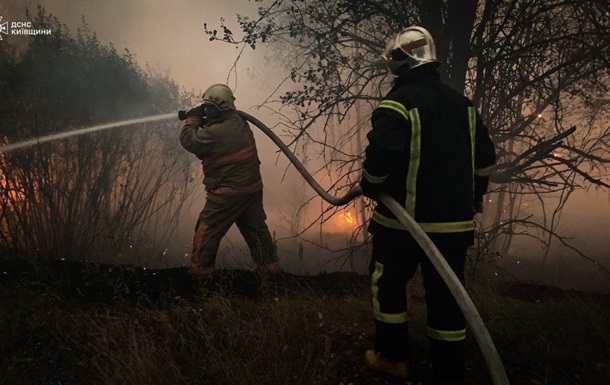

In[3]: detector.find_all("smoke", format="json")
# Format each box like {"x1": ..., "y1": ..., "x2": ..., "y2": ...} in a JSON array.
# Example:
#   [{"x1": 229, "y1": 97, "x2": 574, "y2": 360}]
[
  {"x1": 0, "y1": 0, "x2": 361, "y2": 273},
  {"x1": 497, "y1": 188, "x2": 610, "y2": 293},
  {"x1": 2, "y1": 1, "x2": 608, "y2": 290},
  {"x1": 1, "y1": 0, "x2": 269, "y2": 93}
]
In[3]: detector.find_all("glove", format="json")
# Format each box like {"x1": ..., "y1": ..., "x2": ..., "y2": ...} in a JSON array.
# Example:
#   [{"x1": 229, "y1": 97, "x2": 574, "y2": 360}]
[
  {"x1": 360, "y1": 177, "x2": 385, "y2": 200},
  {"x1": 185, "y1": 104, "x2": 205, "y2": 119},
  {"x1": 183, "y1": 105, "x2": 205, "y2": 127}
]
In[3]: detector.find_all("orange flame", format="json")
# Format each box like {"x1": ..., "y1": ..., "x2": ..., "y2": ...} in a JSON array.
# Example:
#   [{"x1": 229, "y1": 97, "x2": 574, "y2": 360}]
[{"x1": 340, "y1": 212, "x2": 355, "y2": 224}]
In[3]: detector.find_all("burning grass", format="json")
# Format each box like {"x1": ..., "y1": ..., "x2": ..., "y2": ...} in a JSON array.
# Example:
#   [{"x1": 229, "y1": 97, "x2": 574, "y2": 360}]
[{"x1": 0, "y1": 259, "x2": 609, "y2": 385}]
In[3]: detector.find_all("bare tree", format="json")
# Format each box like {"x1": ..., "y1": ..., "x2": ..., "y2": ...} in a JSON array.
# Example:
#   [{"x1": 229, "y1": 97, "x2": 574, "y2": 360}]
[
  {"x1": 206, "y1": 0, "x2": 610, "y2": 273},
  {"x1": 0, "y1": 115, "x2": 197, "y2": 264}
]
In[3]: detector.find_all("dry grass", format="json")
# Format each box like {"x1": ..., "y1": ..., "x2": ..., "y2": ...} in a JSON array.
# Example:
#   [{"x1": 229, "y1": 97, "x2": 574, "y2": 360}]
[
  {"x1": 0, "y1": 261, "x2": 608, "y2": 385},
  {"x1": 468, "y1": 283, "x2": 610, "y2": 385}
]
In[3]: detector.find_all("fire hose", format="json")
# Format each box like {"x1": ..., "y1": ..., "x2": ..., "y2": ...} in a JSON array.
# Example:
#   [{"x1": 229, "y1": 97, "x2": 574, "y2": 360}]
[
  {"x1": 2, "y1": 105, "x2": 508, "y2": 384},
  {"x1": 235, "y1": 110, "x2": 510, "y2": 385},
  {"x1": 176, "y1": 109, "x2": 509, "y2": 384}
]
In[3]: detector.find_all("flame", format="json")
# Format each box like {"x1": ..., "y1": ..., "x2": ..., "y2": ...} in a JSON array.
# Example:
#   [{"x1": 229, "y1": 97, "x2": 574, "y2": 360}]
[{"x1": 340, "y1": 211, "x2": 355, "y2": 224}]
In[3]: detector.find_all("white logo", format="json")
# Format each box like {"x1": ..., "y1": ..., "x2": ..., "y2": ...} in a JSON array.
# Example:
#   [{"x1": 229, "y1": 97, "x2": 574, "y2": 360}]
[
  {"x1": 0, "y1": 17, "x2": 9, "y2": 40},
  {"x1": 0, "y1": 17, "x2": 52, "y2": 40}
]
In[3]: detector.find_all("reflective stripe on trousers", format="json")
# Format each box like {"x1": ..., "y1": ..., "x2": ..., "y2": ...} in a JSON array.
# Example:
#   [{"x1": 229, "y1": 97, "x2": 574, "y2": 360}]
[{"x1": 371, "y1": 261, "x2": 409, "y2": 324}]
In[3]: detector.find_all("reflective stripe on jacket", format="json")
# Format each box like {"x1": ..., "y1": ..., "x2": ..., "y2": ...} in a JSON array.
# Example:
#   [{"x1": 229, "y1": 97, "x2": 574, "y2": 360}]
[
  {"x1": 362, "y1": 65, "x2": 496, "y2": 239},
  {"x1": 180, "y1": 110, "x2": 263, "y2": 195}
]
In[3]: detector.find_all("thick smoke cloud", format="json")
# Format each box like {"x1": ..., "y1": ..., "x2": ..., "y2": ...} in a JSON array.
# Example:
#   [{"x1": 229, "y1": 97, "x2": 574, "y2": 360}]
[
  {"x1": 1, "y1": 0, "x2": 259, "y2": 92},
  {"x1": 1, "y1": 0, "x2": 362, "y2": 273},
  {"x1": 1, "y1": 1, "x2": 608, "y2": 290}
]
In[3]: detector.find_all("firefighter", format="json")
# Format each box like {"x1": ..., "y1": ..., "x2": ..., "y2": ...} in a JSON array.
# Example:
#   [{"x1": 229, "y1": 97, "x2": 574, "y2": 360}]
[
  {"x1": 360, "y1": 27, "x2": 496, "y2": 385},
  {"x1": 180, "y1": 84, "x2": 281, "y2": 277}
]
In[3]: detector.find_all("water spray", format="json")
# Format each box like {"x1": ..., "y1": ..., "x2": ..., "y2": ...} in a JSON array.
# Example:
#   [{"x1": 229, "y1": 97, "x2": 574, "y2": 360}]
[
  {"x1": 2, "y1": 107, "x2": 509, "y2": 384},
  {"x1": 0, "y1": 113, "x2": 175, "y2": 154}
]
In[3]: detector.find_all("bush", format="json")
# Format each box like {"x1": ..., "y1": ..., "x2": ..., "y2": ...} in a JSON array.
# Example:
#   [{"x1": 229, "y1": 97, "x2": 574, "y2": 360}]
[{"x1": 0, "y1": 6, "x2": 197, "y2": 264}]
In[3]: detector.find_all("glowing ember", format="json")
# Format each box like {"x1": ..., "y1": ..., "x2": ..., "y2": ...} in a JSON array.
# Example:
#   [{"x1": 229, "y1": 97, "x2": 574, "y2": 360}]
[{"x1": 340, "y1": 212, "x2": 355, "y2": 224}]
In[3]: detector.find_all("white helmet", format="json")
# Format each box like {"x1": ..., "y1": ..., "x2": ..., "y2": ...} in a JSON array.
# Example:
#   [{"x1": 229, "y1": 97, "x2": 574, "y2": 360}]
[
  {"x1": 201, "y1": 84, "x2": 236, "y2": 111},
  {"x1": 382, "y1": 26, "x2": 438, "y2": 75}
]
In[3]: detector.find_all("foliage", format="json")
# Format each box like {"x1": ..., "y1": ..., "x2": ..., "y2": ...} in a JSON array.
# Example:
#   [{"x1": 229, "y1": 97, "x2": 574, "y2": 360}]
[
  {"x1": 205, "y1": 0, "x2": 610, "y2": 272},
  {"x1": 0, "y1": 6, "x2": 198, "y2": 263},
  {"x1": 3, "y1": 7, "x2": 180, "y2": 127}
]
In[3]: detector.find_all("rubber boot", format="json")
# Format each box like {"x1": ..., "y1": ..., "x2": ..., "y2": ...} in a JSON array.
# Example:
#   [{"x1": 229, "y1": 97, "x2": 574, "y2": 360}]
[{"x1": 364, "y1": 349, "x2": 410, "y2": 378}]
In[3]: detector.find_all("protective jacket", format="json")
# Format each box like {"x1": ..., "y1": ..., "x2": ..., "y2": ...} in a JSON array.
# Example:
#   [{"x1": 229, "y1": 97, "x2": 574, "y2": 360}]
[
  {"x1": 180, "y1": 111, "x2": 263, "y2": 196},
  {"x1": 362, "y1": 64, "x2": 496, "y2": 244}
]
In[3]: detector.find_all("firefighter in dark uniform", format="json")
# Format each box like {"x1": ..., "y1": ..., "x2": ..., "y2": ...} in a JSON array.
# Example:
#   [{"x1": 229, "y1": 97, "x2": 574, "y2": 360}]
[
  {"x1": 180, "y1": 84, "x2": 280, "y2": 277},
  {"x1": 360, "y1": 27, "x2": 496, "y2": 385}
]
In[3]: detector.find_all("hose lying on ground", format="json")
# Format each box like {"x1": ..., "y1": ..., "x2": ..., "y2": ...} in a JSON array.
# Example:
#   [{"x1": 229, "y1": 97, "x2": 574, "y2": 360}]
[{"x1": 238, "y1": 110, "x2": 510, "y2": 385}]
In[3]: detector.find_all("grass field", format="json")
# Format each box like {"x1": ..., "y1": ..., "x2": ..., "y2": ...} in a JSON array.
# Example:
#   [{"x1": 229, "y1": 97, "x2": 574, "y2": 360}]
[{"x1": 1, "y1": 259, "x2": 608, "y2": 385}]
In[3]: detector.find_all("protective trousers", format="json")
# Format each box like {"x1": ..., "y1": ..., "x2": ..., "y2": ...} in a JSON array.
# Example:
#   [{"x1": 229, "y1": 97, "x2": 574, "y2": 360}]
[
  {"x1": 370, "y1": 228, "x2": 467, "y2": 383},
  {"x1": 191, "y1": 190, "x2": 278, "y2": 270}
]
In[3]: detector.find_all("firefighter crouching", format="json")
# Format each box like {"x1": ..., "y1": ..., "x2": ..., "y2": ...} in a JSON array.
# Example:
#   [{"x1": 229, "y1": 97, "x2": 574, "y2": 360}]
[
  {"x1": 360, "y1": 27, "x2": 496, "y2": 384},
  {"x1": 180, "y1": 84, "x2": 281, "y2": 277}
]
